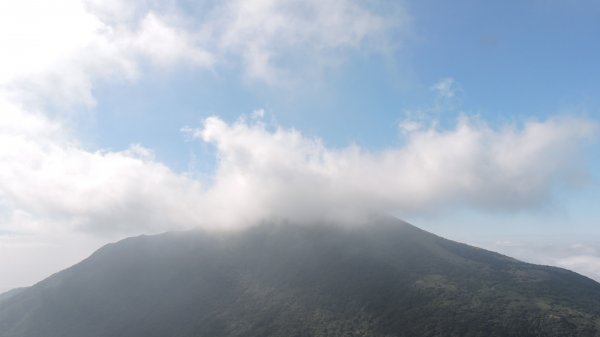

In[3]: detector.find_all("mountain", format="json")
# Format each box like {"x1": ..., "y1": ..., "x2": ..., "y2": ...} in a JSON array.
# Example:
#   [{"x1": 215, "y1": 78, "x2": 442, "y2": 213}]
[
  {"x1": 1, "y1": 216, "x2": 600, "y2": 337},
  {"x1": 0, "y1": 288, "x2": 24, "y2": 304}
]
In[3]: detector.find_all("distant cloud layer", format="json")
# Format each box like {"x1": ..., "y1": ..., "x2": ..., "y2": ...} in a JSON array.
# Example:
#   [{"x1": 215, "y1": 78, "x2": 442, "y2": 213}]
[
  {"x1": 1, "y1": 100, "x2": 596, "y2": 237},
  {"x1": 486, "y1": 239, "x2": 600, "y2": 282},
  {"x1": 185, "y1": 114, "x2": 596, "y2": 227}
]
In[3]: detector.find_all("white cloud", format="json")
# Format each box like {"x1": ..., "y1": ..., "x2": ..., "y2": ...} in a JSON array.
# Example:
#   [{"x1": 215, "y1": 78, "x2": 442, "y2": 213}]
[
  {"x1": 483, "y1": 239, "x2": 600, "y2": 282},
  {"x1": 400, "y1": 77, "x2": 464, "y2": 134},
  {"x1": 556, "y1": 255, "x2": 600, "y2": 281},
  {"x1": 398, "y1": 119, "x2": 422, "y2": 134},
  {"x1": 0, "y1": 0, "x2": 213, "y2": 108},
  {"x1": 130, "y1": 13, "x2": 213, "y2": 67},
  {"x1": 251, "y1": 108, "x2": 266, "y2": 119},
  {"x1": 207, "y1": 0, "x2": 401, "y2": 82},
  {"x1": 2, "y1": 106, "x2": 594, "y2": 237},
  {"x1": 0, "y1": 0, "x2": 409, "y2": 240},
  {"x1": 184, "y1": 114, "x2": 596, "y2": 227},
  {"x1": 0, "y1": 0, "x2": 402, "y2": 108},
  {"x1": 432, "y1": 77, "x2": 457, "y2": 99},
  {"x1": 0, "y1": 99, "x2": 207, "y2": 236}
]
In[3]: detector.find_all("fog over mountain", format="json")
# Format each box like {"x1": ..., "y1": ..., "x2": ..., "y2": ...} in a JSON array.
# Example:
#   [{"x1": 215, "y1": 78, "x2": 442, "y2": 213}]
[{"x1": 2, "y1": 216, "x2": 600, "y2": 337}]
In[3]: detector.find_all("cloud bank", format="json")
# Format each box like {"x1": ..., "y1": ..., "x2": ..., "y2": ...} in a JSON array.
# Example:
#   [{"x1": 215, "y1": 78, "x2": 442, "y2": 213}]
[
  {"x1": 486, "y1": 239, "x2": 600, "y2": 282},
  {"x1": 185, "y1": 114, "x2": 596, "y2": 227},
  {"x1": 1, "y1": 104, "x2": 596, "y2": 236}
]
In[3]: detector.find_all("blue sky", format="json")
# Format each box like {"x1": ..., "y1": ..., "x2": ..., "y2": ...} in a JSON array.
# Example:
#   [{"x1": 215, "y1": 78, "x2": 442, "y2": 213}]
[
  {"x1": 0, "y1": 0, "x2": 599, "y2": 292},
  {"x1": 79, "y1": 0, "x2": 600, "y2": 172}
]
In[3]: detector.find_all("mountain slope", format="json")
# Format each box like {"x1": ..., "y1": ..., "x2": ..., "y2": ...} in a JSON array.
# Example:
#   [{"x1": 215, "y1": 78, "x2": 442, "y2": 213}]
[
  {"x1": 1, "y1": 217, "x2": 600, "y2": 337},
  {"x1": 0, "y1": 288, "x2": 24, "y2": 305}
]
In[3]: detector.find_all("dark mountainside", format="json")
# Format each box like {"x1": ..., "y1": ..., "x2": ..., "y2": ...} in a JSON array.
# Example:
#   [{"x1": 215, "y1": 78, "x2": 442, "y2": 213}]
[{"x1": 2, "y1": 217, "x2": 600, "y2": 337}]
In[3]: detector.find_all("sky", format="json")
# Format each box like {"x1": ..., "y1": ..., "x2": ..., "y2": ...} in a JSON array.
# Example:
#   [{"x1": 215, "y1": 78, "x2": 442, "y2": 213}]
[{"x1": 0, "y1": 0, "x2": 599, "y2": 293}]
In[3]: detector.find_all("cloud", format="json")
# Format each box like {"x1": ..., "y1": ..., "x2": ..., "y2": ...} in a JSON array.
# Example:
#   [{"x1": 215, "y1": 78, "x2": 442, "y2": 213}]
[
  {"x1": 0, "y1": 99, "x2": 207, "y2": 236},
  {"x1": 1, "y1": 0, "x2": 597, "y2": 292},
  {"x1": 431, "y1": 77, "x2": 458, "y2": 99},
  {"x1": 0, "y1": 0, "x2": 594, "y2": 232},
  {"x1": 0, "y1": 0, "x2": 403, "y2": 108},
  {"x1": 0, "y1": 0, "x2": 408, "y2": 238},
  {"x1": 206, "y1": 0, "x2": 403, "y2": 83},
  {"x1": 0, "y1": 0, "x2": 412, "y2": 235},
  {"x1": 0, "y1": 0, "x2": 214, "y2": 108},
  {"x1": 484, "y1": 239, "x2": 600, "y2": 282},
  {"x1": 556, "y1": 255, "x2": 600, "y2": 281},
  {"x1": 401, "y1": 77, "x2": 464, "y2": 134},
  {"x1": 184, "y1": 113, "x2": 597, "y2": 227},
  {"x1": 1, "y1": 104, "x2": 595, "y2": 237}
]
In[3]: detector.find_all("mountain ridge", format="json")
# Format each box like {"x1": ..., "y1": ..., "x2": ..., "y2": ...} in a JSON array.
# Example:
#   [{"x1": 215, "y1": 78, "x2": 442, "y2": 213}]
[{"x1": 2, "y1": 217, "x2": 600, "y2": 336}]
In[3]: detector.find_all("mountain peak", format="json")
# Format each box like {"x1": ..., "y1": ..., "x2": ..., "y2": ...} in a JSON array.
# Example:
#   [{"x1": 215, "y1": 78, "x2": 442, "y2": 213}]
[{"x1": 2, "y1": 218, "x2": 600, "y2": 336}]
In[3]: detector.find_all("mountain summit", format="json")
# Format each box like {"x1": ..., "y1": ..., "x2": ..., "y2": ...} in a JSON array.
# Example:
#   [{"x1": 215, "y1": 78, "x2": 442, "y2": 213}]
[{"x1": 1, "y1": 217, "x2": 600, "y2": 336}]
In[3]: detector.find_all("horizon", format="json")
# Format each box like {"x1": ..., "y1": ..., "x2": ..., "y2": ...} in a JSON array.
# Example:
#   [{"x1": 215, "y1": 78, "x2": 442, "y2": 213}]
[{"x1": 1, "y1": 0, "x2": 600, "y2": 293}]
